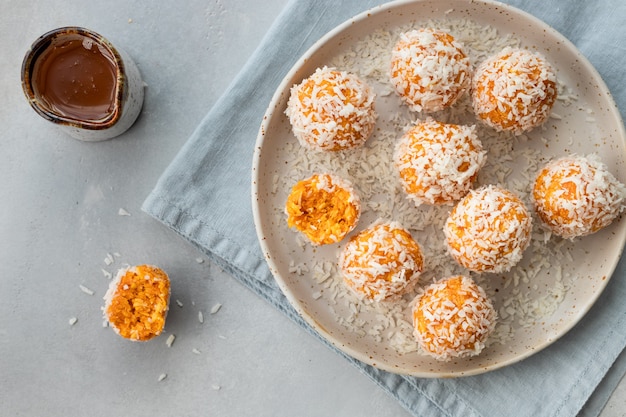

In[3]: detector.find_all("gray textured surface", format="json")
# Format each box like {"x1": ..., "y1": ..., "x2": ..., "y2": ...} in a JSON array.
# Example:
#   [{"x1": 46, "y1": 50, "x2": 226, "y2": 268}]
[{"x1": 0, "y1": 1, "x2": 624, "y2": 416}]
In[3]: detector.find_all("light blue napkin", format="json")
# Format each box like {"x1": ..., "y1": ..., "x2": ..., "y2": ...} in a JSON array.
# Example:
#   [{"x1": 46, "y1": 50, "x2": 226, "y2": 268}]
[{"x1": 142, "y1": 0, "x2": 626, "y2": 415}]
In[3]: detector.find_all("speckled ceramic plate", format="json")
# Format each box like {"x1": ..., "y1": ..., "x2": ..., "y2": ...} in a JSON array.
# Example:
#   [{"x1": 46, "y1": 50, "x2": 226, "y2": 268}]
[{"x1": 251, "y1": 0, "x2": 626, "y2": 377}]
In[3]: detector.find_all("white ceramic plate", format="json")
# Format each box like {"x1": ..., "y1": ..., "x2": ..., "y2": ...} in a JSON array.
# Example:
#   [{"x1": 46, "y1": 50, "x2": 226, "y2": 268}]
[{"x1": 251, "y1": 0, "x2": 626, "y2": 377}]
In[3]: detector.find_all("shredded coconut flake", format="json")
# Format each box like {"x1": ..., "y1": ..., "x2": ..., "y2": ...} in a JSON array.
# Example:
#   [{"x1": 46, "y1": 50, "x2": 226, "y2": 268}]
[
  {"x1": 79, "y1": 284, "x2": 95, "y2": 296},
  {"x1": 210, "y1": 303, "x2": 222, "y2": 314}
]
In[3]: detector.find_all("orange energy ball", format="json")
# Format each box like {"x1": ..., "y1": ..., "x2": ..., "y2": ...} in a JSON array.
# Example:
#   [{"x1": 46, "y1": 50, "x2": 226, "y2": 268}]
[
  {"x1": 285, "y1": 173, "x2": 361, "y2": 245},
  {"x1": 285, "y1": 66, "x2": 377, "y2": 151},
  {"x1": 472, "y1": 47, "x2": 557, "y2": 134},
  {"x1": 390, "y1": 28, "x2": 472, "y2": 113},
  {"x1": 394, "y1": 118, "x2": 486, "y2": 206},
  {"x1": 532, "y1": 154, "x2": 626, "y2": 239},
  {"x1": 444, "y1": 185, "x2": 532, "y2": 273},
  {"x1": 339, "y1": 220, "x2": 423, "y2": 302},
  {"x1": 103, "y1": 265, "x2": 170, "y2": 341},
  {"x1": 412, "y1": 275, "x2": 496, "y2": 361}
]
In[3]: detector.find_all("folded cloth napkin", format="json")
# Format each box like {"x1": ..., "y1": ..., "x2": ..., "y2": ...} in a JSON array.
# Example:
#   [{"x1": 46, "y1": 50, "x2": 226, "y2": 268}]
[{"x1": 143, "y1": 0, "x2": 626, "y2": 416}]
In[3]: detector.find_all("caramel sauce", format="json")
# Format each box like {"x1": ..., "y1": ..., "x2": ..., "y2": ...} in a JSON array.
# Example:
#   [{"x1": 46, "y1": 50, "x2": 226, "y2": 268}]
[{"x1": 32, "y1": 34, "x2": 117, "y2": 122}]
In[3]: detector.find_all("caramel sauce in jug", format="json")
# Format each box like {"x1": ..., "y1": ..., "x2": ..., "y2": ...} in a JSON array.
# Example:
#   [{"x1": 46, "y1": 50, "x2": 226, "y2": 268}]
[{"x1": 32, "y1": 34, "x2": 118, "y2": 122}]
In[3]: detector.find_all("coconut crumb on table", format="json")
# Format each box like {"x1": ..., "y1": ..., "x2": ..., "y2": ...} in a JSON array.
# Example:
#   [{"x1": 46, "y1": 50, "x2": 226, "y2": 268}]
[
  {"x1": 79, "y1": 284, "x2": 95, "y2": 296},
  {"x1": 104, "y1": 253, "x2": 114, "y2": 265},
  {"x1": 210, "y1": 303, "x2": 222, "y2": 314}
]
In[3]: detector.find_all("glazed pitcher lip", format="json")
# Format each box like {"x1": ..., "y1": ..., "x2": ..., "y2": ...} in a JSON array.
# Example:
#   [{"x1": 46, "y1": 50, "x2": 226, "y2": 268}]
[{"x1": 21, "y1": 26, "x2": 127, "y2": 131}]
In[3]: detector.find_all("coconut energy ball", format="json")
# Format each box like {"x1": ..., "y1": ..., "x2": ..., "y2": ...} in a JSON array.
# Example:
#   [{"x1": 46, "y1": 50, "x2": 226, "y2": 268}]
[
  {"x1": 285, "y1": 66, "x2": 377, "y2": 151},
  {"x1": 394, "y1": 118, "x2": 486, "y2": 206},
  {"x1": 472, "y1": 47, "x2": 557, "y2": 135},
  {"x1": 103, "y1": 265, "x2": 170, "y2": 341},
  {"x1": 444, "y1": 185, "x2": 533, "y2": 273},
  {"x1": 532, "y1": 154, "x2": 626, "y2": 239},
  {"x1": 286, "y1": 173, "x2": 361, "y2": 245},
  {"x1": 390, "y1": 28, "x2": 472, "y2": 113},
  {"x1": 412, "y1": 275, "x2": 496, "y2": 361},
  {"x1": 339, "y1": 220, "x2": 423, "y2": 302}
]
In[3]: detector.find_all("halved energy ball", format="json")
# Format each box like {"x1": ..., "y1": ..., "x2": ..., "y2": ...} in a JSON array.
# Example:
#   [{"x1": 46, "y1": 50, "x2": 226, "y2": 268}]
[
  {"x1": 532, "y1": 154, "x2": 626, "y2": 239},
  {"x1": 472, "y1": 48, "x2": 557, "y2": 134},
  {"x1": 339, "y1": 220, "x2": 423, "y2": 302},
  {"x1": 412, "y1": 275, "x2": 496, "y2": 361},
  {"x1": 444, "y1": 185, "x2": 532, "y2": 273},
  {"x1": 103, "y1": 265, "x2": 170, "y2": 341},
  {"x1": 285, "y1": 66, "x2": 377, "y2": 151},
  {"x1": 285, "y1": 173, "x2": 361, "y2": 245},
  {"x1": 394, "y1": 118, "x2": 486, "y2": 206},
  {"x1": 390, "y1": 28, "x2": 472, "y2": 113}
]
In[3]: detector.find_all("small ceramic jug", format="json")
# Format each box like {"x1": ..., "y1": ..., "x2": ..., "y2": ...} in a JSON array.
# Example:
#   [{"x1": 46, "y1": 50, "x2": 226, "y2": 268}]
[{"x1": 21, "y1": 27, "x2": 144, "y2": 141}]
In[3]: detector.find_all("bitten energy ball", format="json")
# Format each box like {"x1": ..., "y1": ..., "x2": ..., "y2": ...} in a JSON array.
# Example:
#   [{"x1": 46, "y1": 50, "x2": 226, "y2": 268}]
[
  {"x1": 390, "y1": 28, "x2": 472, "y2": 113},
  {"x1": 339, "y1": 220, "x2": 423, "y2": 302},
  {"x1": 285, "y1": 173, "x2": 361, "y2": 245},
  {"x1": 444, "y1": 185, "x2": 532, "y2": 273},
  {"x1": 285, "y1": 66, "x2": 377, "y2": 151},
  {"x1": 532, "y1": 154, "x2": 626, "y2": 239},
  {"x1": 412, "y1": 275, "x2": 496, "y2": 361},
  {"x1": 472, "y1": 47, "x2": 557, "y2": 134},
  {"x1": 103, "y1": 265, "x2": 170, "y2": 341},
  {"x1": 394, "y1": 118, "x2": 486, "y2": 206}
]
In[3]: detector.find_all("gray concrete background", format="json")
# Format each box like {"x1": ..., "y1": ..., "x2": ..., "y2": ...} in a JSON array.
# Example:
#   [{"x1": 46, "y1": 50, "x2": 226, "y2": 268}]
[{"x1": 1, "y1": 1, "x2": 624, "y2": 416}]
